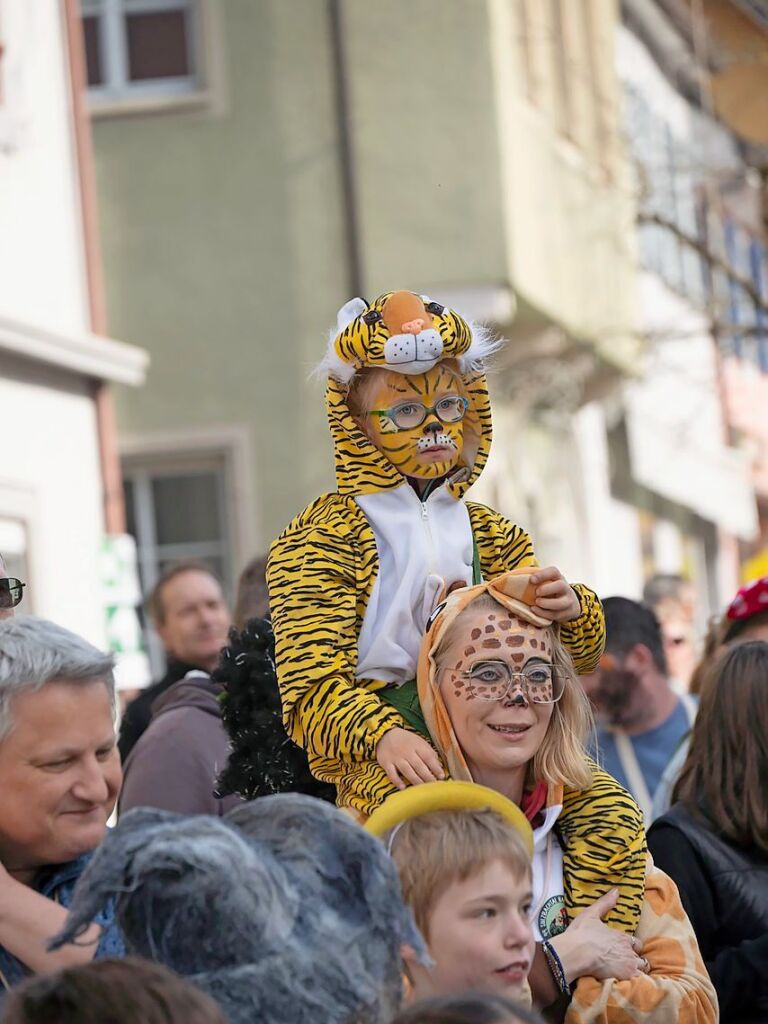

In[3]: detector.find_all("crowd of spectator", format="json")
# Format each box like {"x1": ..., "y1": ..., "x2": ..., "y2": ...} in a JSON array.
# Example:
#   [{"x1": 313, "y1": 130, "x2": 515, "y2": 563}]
[{"x1": 0, "y1": 554, "x2": 765, "y2": 1023}]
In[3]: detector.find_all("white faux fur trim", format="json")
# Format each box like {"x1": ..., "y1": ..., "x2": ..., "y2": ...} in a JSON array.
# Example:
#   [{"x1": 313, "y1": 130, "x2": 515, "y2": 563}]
[
  {"x1": 312, "y1": 325, "x2": 358, "y2": 384},
  {"x1": 313, "y1": 319, "x2": 505, "y2": 383},
  {"x1": 457, "y1": 322, "x2": 505, "y2": 373}
]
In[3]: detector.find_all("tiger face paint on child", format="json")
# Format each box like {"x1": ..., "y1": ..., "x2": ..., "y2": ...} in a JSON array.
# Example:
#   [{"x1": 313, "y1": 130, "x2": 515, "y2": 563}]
[{"x1": 362, "y1": 364, "x2": 466, "y2": 480}]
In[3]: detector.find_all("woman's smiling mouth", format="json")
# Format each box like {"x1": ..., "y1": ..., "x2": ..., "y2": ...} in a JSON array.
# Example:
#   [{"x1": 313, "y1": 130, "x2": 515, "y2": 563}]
[{"x1": 487, "y1": 722, "x2": 533, "y2": 741}]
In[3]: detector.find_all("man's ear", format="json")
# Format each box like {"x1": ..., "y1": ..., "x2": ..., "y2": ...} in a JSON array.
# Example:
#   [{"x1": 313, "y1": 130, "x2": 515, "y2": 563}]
[
  {"x1": 626, "y1": 643, "x2": 655, "y2": 674},
  {"x1": 154, "y1": 619, "x2": 170, "y2": 649}
]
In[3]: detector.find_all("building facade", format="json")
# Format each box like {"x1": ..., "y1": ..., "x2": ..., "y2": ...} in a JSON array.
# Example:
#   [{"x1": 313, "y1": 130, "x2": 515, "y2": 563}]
[
  {"x1": 568, "y1": 0, "x2": 765, "y2": 636},
  {"x1": 0, "y1": 0, "x2": 147, "y2": 660},
  {"x1": 87, "y1": 0, "x2": 640, "y2": 624}
]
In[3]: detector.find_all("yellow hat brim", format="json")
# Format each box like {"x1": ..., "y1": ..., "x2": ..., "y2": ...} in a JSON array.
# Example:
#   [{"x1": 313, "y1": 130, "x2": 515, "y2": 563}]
[{"x1": 364, "y1": 780, "x2": 534, "y2": 858}]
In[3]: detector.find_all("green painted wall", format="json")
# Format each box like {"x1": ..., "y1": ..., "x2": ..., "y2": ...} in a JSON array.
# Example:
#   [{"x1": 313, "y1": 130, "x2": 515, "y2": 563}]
[
  {"x1": 343, "y1": 0, "x2": 507, "y2": 293},
  {"x1": 94, "y1": 0, "x2": 507, "y2": 557}
]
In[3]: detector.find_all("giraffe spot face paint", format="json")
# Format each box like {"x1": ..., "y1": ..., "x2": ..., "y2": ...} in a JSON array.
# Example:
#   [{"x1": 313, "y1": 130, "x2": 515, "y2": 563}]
[
  {"x1": 436, "y1": 607, "x2": 556, "y2": 776},
  {"x1": 363, "y1": 365, "x2": 466, "y2": 480}
]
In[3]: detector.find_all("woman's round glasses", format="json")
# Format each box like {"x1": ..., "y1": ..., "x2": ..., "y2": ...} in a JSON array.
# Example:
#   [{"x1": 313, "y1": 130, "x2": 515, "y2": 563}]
[
  {"x1": 369, "y1": 395, "x2": 468, "y2": 431},
  {"x1": 0, "y1": 578, "x2": 25, "y2": 609},
  {"x1": 462, "y1": 660, "x2": 564, "y2": 704}
]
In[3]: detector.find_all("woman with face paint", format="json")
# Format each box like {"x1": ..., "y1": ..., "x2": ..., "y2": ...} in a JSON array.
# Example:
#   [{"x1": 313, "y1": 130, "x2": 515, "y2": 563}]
[
  {"x1": 267, "y1": 290, "x2": 643, "y2": 932},
  {"x1": 414, "y1": 571, "x2": 717, "y2": 1023}
]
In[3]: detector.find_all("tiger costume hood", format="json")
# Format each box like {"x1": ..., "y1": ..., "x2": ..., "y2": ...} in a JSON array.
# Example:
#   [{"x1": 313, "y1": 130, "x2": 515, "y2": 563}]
[{"x1": 320, "y1": 290, "x2": 499, "y2": 499}]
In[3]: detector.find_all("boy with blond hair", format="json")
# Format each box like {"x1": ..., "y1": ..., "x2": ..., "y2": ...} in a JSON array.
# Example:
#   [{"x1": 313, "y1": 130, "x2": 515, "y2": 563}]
[{"x1": 366, "y1": 783, "x2": 535, "y2": 1004}]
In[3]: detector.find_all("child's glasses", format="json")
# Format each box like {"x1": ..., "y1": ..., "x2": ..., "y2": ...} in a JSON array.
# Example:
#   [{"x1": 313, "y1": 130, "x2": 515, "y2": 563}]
[{"x1": 369, "y1": 396, "x2": 468, "y2": 431}]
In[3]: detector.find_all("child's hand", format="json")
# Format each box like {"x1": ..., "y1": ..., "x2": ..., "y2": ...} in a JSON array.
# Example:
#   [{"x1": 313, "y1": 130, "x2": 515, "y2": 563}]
[
  {"x1": 530, "y1": 566, "x2": 581, "y2": 622},
  {"x1": 376, "y1": 727, "x2": 445, "y2": 790}
]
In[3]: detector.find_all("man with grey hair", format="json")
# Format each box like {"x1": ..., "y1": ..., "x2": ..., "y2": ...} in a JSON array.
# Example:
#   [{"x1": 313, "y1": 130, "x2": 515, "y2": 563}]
[{"x1": 0, "y1": 618, "x2": 124, "y2": 991}]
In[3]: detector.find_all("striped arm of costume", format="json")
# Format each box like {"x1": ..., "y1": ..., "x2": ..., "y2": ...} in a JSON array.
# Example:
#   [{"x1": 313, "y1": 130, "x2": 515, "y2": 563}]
[
  {"x1": 566, "y1": 858, "x2": 718, "y2": 1024},
  {"x1": 466, "y1": 503, "x2": 606, "y2": 674},
  {"x1": 560, "y1": 584, "x2": 605, "y2": 674},
  {"x1": 560, "y1": 764, "x2": 646, "y2": 934},
  {"x1": 268, "y1": 498, "x2": 405, "y2": 762}
]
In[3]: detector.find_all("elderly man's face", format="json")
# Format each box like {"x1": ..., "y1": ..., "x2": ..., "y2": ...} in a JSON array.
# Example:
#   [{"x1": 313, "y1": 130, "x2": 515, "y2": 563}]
[{"x1": 0, "y1": 679, "x2": 121, "y2": 873}]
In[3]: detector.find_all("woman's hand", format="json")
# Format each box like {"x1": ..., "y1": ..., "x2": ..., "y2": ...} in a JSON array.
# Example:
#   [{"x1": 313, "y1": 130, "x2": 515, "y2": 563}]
[
  {"x1": 530, "y1": 567, "x2": 582, "y2": 623},
  {"x1": 376, "y1": 727, "x2": 445, "y2": 789},
  {"x1": 550, "y1": 889, "x2": 647, "y2": 982}
]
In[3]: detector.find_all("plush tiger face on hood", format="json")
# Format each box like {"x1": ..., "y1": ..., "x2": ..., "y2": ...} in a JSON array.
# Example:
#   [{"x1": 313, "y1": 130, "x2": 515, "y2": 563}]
[{"x1": 319, "y1": 291, "x2": 501, "y2": 498}]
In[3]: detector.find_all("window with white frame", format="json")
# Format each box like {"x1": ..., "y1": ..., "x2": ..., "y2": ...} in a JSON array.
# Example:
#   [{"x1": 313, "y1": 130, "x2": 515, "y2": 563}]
[
  {"x1": 81, "y1": 0, "x2": 200, "y2": 104},
  {"x1": 122, "y1": 456, "x2": 231, "y2": 674}
]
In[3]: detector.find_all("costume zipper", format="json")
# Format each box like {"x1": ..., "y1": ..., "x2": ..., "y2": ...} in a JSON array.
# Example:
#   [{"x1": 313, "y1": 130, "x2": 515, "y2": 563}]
[{"x1": 419, "y1": 481, "x2": 438, "y2": 574}]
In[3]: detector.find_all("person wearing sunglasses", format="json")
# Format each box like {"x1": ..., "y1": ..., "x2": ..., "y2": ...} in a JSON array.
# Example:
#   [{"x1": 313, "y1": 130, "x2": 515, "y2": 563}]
[{"x1": 0, "y1": 554, "x2": 24, "y2": 621}]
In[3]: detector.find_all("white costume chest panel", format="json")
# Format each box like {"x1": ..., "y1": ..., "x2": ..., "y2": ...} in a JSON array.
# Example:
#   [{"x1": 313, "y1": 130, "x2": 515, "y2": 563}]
[{"x1": 354, "y1": 484, "x2": 473, "y2": 686}]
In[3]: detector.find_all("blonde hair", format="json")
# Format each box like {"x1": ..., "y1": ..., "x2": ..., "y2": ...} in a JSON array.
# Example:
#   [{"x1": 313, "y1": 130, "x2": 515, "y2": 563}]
[
  {"x1": 435, "y1": 594, "x2": 593, "y2": 792},
  {"x1": 387, "y1": 808, "x2": 531, "y2": 939}
]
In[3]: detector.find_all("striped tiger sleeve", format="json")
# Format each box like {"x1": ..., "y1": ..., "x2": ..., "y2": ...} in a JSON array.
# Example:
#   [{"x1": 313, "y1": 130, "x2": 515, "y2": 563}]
[
  {"x1": 558, "y1": 583, "x2": 605, "y2": 674},
  {"x1": 560, "y1": 762, "x2": 646, "y2": 934},
  {"x1": 467, "y1": 503, "x2": 606, "y2": 674},
  {"x1": 268, "y1": 521, "x2": 406, "y2": 762}
]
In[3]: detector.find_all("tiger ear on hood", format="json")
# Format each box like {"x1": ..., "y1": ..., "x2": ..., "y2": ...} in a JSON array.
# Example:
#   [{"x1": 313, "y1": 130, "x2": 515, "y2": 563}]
[{"x1": 336, "y1": 297, "x2": 368, "y2": 333}]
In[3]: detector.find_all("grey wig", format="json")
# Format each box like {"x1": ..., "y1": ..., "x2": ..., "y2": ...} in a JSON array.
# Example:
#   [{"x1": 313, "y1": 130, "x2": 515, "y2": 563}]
[
  {"x1": 52, "y1": 797, "x2": 427, "y2": 1024},
  {"x1": 0, "y1": 617, "x2": 115, "y2": 740}
]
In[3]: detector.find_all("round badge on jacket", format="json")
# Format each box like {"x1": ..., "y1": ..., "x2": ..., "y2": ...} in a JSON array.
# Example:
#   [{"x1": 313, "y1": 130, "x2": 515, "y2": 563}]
[{"x1": 538, "y1": 894, "x2": 568, "y2": 939}]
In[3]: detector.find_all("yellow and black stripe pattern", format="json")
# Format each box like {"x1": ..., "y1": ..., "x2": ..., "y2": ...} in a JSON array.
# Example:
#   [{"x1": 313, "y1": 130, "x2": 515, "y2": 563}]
[
  {"x1": 560, "y1": 760, "x2": 646, "y2": 932},
  {"x1": 268, "y1": 291, "x2": 641, "y2": 935}
]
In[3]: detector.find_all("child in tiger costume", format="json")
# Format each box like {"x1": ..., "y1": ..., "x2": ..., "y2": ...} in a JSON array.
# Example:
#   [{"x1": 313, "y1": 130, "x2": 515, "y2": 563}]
[{"x1": 268, "y1": 290, "x2": 646, "y2": 935}]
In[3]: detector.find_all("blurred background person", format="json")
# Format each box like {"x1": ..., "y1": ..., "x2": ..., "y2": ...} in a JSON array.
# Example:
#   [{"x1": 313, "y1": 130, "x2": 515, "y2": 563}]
[
  {"x1": 0, "y1": 958, "x2": 225, "y2": 1024},
  {"x1": 119, "y1": 555, "x2": 274, "y2": 816},
  {"x1": 648, "y1": 641, "x2": 768, "y2": 1024},
  {"x1": 118, "y1": 657, "x2": 243, "y2": 817},
  {"x1": 0, "y1": 618, "x2": 124, "y2": 989},
  {"x1": 117, "y1": 562, "x2": 231, "y2": 762},
  {"x1": 0, "y1": 556, "x2": 24, "y2": 622},
  {"x1": 582, "y1": 597, "x2": 696, "y2": 824},
  {"x1": 232, "y1": 554, "x2": 270, "y2": 629},
  {"x1": 653, "y1": 575, "x2": 768, "y2": 817},
  {"x1": 642, "y1": 575, "x2": 698, "y2": 692},
  {"x1": 721, "y1": 576, "x2": 768, "y2": 645}
]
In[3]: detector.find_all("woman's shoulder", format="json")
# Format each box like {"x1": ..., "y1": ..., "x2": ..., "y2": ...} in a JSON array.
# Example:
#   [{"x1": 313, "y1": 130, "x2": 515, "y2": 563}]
[
  {"x1": 650, "y1": 801, "x2": 698, "y2": 834},
  {"x1": 651, "y1": 802, "x2": 768, "y2": 872}
]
